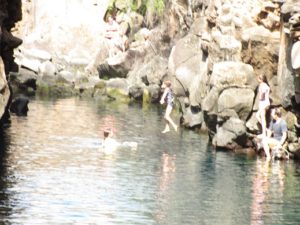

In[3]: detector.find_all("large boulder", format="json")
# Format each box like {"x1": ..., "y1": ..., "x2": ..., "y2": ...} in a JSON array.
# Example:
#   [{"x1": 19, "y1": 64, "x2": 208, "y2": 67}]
[
  {"x1": 168, "y1": 33, "x2": 208, "y2": 104},
  {"x1": 10, "y1": 96, "x2": 29, "y2": 116},
  {"x1": 213, "y1": 117, "x2": 247, "y2": 149},
  {"x1": 210, "y1": 61, "x2": 256, "y2": 90},
  {"x1": 0, "y1": 58, "x2": 10, "y2": 120},
  {"x1": 9, "y1": 68, "x2": 37, "y2": 95},
  {"x1": 281, "y1": 0, "x2": 300, "y2": 15},
  {"x1": 218, "y1": 88, "x2": 254, "y2": 121},
  {"x1": 181, "y1": 107, "x2": 204, "y2": 128}
]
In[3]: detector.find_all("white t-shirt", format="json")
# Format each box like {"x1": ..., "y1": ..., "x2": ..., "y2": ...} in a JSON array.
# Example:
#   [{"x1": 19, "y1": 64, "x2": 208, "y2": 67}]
[{"x1": 259, "y1": 82, "x2": 270, "y2": 109}]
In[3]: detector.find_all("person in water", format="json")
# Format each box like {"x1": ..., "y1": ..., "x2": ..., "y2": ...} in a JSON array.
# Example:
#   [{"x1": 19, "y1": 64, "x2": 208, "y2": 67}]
[
  {"x1": 102, "y1": 128, "x2": 138, "y2": 151},
  {"x1": 102, "y1": 128, "x2": 119, "y2": 151},
  {"x1": 160, "y1": 80, "x2": 178, "y2": 133},
  {"x1": 256, "y1": 74, "x2": 270, "y2": 137}
]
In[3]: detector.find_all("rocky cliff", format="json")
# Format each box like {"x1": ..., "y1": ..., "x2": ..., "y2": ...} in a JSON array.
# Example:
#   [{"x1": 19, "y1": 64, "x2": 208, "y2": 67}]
[
  {"x1": 11, "y1": 0, "x2": 300, "y2": 156},
  {"x1": 0, "y1": 0, "x2": 22, "y2": 122}
]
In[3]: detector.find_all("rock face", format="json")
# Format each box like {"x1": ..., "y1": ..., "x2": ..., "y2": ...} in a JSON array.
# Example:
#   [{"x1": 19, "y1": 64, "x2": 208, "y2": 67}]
[
  {"x1": 0, "y1": 0, "x2": 22, "y2": 122},
  {"x1": 164, "y1": 0, "x2": 299, "y2": 151},
  {"x1": 10, "y1": 0, "x2": 300, "y2": 155}
]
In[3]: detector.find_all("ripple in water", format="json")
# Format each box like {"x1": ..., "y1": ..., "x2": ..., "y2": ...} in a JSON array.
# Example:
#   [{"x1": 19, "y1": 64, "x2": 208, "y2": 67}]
[{"x1": 0, "y1": 97, "x2": 299, "y2": 224}]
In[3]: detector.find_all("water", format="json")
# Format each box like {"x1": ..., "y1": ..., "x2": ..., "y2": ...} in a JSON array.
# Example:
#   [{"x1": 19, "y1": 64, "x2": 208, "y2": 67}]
[{"x1": 0, "y1": 97, "x2": 300, "y2": 224}]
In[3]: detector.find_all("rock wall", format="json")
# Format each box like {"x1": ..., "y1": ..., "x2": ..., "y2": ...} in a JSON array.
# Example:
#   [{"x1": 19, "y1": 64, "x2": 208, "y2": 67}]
[
  {"x1": 13, "y1": 0, "x2": 110, "y2": 74},
  {"x1": 0, "y1": 0, "x2": 22, "y2": 122},
  {"x1": 165, "y1": 0, "x2": 300, "y2": 152},
  {"x1": 10, "y1": 0, "x2": 300, "y2": 154}
]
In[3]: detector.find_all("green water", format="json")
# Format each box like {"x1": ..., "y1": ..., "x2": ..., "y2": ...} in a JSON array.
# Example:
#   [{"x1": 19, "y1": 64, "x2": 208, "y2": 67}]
[{"x1": 0, "y1": 97, "x2": 299, "y2": 224}]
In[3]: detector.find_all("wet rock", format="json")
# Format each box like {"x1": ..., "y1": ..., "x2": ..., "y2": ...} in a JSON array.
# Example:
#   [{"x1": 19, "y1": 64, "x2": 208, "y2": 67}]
[
  {"x1": 106, "y1": 78, "x2": 129, "y2": 102},
  {"x1": 10, "y1": 96, "x2": 29, "y2": 116},
  {"x1": 213, "y1": 117, "x2": 247, "y2": 149},
  {"x1": 0, "y1": 58, "x2": 10, "y2": 119},
  {"x1": 181, "y1": 107, "x2": 204, "y2": 128},
  {"x1": 146, "y1": 84, "x2": 160, "y2": 103},
  {"x1": 129, "y1": 85, "x2": 144, "y2": 101},
  {"x1": 9, "y1": 68, "x2": 37, "y2": 95}
]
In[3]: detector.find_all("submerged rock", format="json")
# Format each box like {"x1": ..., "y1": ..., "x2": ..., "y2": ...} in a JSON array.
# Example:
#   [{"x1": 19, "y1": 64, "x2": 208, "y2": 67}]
[{"x1": 10, "y1": 96, "x2": 29, "y2": 116}]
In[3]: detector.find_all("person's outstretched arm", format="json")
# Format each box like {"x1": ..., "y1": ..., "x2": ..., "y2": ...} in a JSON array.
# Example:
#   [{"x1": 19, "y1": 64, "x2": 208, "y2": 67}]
[{"x1": 160, "y1": 88, "x2": 168, "y2": 104}]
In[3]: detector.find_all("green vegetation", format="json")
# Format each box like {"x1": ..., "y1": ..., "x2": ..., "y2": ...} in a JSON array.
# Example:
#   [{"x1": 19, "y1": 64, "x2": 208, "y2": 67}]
[
  {"x1": 142, "y1": 0, "x2": 165, "y2": 15},
  {"x1": 107, "y1": 87, "x2": 130, "y2": 103},
  {"x1": 107, "y1": 0, "x2": 165, "y2": 16}
]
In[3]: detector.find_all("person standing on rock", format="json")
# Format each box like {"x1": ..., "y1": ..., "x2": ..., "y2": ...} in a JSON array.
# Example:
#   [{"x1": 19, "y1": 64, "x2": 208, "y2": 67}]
[
  {"x1": 256, "y1": 74, "x2": 270, "y2": 137},
  {"x1": 160, "y1": 81, "x2": 178, "y2": 133}
]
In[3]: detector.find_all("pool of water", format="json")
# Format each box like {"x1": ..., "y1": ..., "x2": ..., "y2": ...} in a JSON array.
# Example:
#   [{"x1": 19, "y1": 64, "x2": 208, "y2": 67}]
[{"x1": 0, "y1": 97, "x2": 300, "y2": 224}]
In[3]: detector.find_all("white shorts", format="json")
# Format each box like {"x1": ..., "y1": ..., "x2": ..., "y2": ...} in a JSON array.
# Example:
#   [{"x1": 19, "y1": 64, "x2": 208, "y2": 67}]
[{"x1": 259, "y1": 100, "x2": 270, "y2": 110}]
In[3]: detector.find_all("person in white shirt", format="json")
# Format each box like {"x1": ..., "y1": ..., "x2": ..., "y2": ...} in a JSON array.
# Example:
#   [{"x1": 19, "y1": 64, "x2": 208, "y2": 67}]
[{"x1": 256, "y1": 74, "x2": 270, "y2": 137}]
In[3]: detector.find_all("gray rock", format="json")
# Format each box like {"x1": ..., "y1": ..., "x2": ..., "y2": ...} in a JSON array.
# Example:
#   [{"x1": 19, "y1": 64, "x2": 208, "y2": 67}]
[
  {"x1": 182, "y1": 107, "x2": 204, "y2": 128},
  {"x1": 106, "y1": 78, "x2": 129, "y2": 95},
  {"x1": 19, "y1": 47, "x2": 51, "y2": 61},
  {"x1": 218, "y1": 88, "x2": 254, "y2": 121},
  {"x1": 202, "y1": 87, "x2": 219, "y2": 113},
  {"x1": 214, "y1": 117, "x2": 247, "y2": 148},
  {"x1": 168, "y1": 33, "x2": 208, "y2": 105},
  {"x1": 58, "y1": 71, "x2": 76, "y2": 83},
  {"x1": 210, "y1": 61, "x2": 256, "y2": 90},
  {"x1": 144, "y1": 56, "x2": 168, "y2": 85},
  {"x1": 146, "y1": 84, "x2": 160, "y2": 103},
  {"x1": 281, "y1": 0, "x2": 300, "y2": 15},
  {"x1": 129, "y1": 85, "x2": 144, "y2": 101},
  {"x1": 0, "y1": 58, "x2": 10, "y2": 119},
  {"x1": 246, "y1": 113, "x2": 260, "y2": 134},
  {"x1": 242, "y1": 26, "x2": 280, "y2": 43}
]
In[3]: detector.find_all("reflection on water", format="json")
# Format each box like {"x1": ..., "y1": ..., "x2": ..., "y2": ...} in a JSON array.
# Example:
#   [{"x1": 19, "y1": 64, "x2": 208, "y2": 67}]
[
  {"x1": 251, "y1": 160, "x2": 285, "y2": 225},
  {"x1": 0, "y1": 97, "x2": 299, "y2": 224}
]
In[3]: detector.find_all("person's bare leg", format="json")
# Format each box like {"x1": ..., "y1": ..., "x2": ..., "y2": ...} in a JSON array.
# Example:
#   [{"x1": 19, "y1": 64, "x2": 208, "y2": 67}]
[
  {"x1": 162, "y1": 106, "x2": 172, "y2": 133},
  {"x1": 256, "y1": 110, "x2": 265, "y2": 137},
  {"x1": 263, "y1": 138, "x2": 271, "y2": 160},
  {"x1": 162, "y1": 121, "x2": 170, "y2": 133},
  {"x1": 164, "y1": 105, "x2": 177, "y2": 131},
  {"x1": 261, "y1": 109, "x2": 267, "y2": 137}
]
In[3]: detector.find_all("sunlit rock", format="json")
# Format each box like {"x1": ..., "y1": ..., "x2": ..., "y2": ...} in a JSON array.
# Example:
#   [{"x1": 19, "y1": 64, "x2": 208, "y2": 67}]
[
  {"x1": 0, "y1": 58, "x2": 10, "y2": 118},
  {"x1": 242, "y1": 26, "x2": 280, "y2": 43},
  {"x1": 210, "y1": 61, "x2": 256, "y2": 89},
  {"x1": 39, "y1": 60, "x2": 56, "y2": 77},
  {"x1": 291, "y1": 41, "x2": 300, "y2": 69},
  {"x1": 181, "y1": 107, "x2": 204, "y2": 128},
  {"x1": 218, "y1": 88, "x2": 254, "y2": 121}
]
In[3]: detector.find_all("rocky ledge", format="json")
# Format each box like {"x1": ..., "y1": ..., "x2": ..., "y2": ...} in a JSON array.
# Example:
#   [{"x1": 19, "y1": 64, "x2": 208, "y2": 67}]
[
  {"x1": 0, "y1": 0, "x2": 22, "y2": 122},
  {"x1": 10, "y1": 0, "x2": 300, "y2": 159}
]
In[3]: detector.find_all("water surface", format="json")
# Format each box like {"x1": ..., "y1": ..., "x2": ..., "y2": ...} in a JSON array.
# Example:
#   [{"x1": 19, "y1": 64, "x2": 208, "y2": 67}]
[{"x1": 0, "y1": 97, "x2": 300, "y2": 224}]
